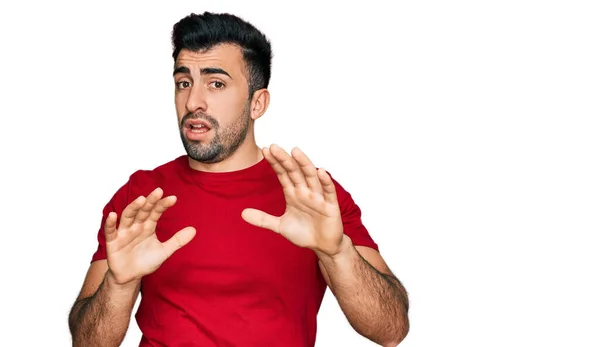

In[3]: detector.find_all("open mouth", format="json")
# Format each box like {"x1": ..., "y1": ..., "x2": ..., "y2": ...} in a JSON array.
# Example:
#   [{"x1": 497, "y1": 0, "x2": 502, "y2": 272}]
[
  {"x1": 189, "y1": 123, "x2": 210, "y2": 133},
  {"x1": 186, "y1": 120, "x2": 212, "y2": 134}
]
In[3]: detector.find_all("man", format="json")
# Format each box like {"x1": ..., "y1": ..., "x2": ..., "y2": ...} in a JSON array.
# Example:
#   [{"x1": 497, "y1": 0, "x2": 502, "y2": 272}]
[{"x1": 68, "y1": 11, "x2": 409, "y2": 347}]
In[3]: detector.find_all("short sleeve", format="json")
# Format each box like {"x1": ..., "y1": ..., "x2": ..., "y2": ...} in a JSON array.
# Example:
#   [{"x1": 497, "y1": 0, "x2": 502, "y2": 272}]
[{"x1": 330, "y1": 174, "x2": 379, "y2": 252}]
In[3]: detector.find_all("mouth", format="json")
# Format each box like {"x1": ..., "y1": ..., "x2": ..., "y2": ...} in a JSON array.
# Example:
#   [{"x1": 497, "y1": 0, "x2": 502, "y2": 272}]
[
  {"x1": 183, "y1": 118, "x2": 215, "y2": 142},
  {"x1": 186, "y1": 119, "x2": 212, "y2": 134}
]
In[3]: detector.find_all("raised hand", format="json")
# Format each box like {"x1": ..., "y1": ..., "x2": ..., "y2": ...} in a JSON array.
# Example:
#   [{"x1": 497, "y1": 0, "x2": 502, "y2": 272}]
[
  {"x1": 104, "y1": 187, "x2": 196, "y2": 285},
  {"x1": 242, "y1": 144, "x2": 345, "y2": 257}
]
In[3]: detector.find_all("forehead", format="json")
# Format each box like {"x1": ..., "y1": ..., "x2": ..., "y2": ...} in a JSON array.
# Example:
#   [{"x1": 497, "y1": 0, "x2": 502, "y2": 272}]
[{"x1": 175, "y1": 44, "x2": 246, "y2": 77}]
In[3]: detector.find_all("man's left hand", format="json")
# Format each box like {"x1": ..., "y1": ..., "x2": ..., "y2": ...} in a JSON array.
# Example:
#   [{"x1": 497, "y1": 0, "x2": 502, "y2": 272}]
[{"x1": 242, "y1": 144, "x2": 346, "y2": 257}]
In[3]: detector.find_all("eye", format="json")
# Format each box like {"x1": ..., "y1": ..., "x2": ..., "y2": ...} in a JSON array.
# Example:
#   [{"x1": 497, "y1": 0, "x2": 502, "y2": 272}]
[
  {"x1": 210, "y1": 81, "x2": 225, "y2": 89},
  {"x1": 176, "y1": 81, "x2": 191, "y2": 89}
]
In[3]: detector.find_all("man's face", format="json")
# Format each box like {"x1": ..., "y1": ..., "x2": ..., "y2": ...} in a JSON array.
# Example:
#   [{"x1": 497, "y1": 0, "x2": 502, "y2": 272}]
[{"x1": 173, "y1": 44, "x2": 252, "y2": 164}]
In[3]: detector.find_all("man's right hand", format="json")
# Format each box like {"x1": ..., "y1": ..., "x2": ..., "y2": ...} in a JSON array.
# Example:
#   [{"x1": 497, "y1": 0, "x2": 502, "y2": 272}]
[{"x1": 104, "y1": 187, "x2": 196, "y2": 286}]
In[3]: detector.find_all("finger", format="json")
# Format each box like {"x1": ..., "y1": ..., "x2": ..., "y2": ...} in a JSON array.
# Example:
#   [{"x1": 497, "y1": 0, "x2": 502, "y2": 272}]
[
  {"x1": 147, "y1": 195, "x2": 177, "y2": 223},
  {"x1": 134, "y1": 193, "x2": 174, "y2": 244},
  {"x1": 269, "y1": 144, "x2": 308, "y2": 188},
  {"x1": 291, "y1": 147, "x2": 322, "y2": 194},
  {"x1": 119, "y1": 195, "x2": 147, "y2": 229},
  {"x1": 162, "y1": 226, "x2": 196, "y2": 258},
  {"x1": 134, "y1": 188, "x2": 164, "y2": 224},
  {"x1": 317, "y1": 168, "x2": 339, "y2": 205},
  {"x1": 241, "y1": 208, "x2": 281, "y2": 233},
  {"x1": 104, "y1": 212, "x2": 118, "y2": 242},
  {"x1": 262, "y1": 146, "x2": 293, "y2": 188}
]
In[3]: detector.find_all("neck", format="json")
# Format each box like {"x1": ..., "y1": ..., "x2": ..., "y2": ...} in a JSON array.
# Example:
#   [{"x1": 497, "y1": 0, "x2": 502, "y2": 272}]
[{"x1": 187, "y1": 134, "x2": 263, "y2": 173}]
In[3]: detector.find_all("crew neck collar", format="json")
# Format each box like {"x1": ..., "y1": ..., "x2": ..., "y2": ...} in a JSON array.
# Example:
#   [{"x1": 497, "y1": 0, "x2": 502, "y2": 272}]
[{"x1": 177, "y1": 155, "x2": 273, "y2": 182}]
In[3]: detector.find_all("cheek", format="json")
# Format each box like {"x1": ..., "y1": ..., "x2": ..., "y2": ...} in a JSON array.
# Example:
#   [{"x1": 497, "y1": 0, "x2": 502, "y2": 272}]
[
  {"x1": 214, "y1": 105, "x2": 244, "y2": 127},
  {"x1": 212, "y1": 90, "x2": 247, "y2": 114},
  {"x1": 213, "y1": 98, "x2": 235, "y2": 111}
]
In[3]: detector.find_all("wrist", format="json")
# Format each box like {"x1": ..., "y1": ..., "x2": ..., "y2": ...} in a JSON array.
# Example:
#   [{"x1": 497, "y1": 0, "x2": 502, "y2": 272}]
[
  {"x1": 316, "y1": 235, "x2": 355, "y2": 264},
  {"x1": 105, "y1": 270, "x2": 140, "y2": 293}
]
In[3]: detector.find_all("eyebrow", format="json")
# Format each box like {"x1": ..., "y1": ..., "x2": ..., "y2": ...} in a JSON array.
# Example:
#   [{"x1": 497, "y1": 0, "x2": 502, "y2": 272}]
[{"x1": 173, "y1": 66, "x2": 232, "y2": 79}]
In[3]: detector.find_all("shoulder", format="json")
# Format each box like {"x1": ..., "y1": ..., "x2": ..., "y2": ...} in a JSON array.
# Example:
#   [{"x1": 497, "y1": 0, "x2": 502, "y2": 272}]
[
  {"x1": 322, "y1": 169, "x2": 361, "y2": 211},
  {"x1": 106, "y1": 155, "x2": 187, "y2": 207},
  {"x1": 322, "y1": 169, "x2": 379, "y2": 249},
  {"x1": 127, "y1": 155, "x2": 187, "y2": 189}
]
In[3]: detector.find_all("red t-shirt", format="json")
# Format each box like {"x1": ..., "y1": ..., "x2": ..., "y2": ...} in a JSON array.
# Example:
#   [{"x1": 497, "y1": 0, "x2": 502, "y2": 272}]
[{"x1": 91, "y1": 155, "x2": 378, "y2": 347}]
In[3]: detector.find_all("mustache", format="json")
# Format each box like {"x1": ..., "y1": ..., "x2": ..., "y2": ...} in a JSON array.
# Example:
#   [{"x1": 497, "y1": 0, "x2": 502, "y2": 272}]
[{"x1": 180, "y1": 112, "x2": 219, "y2": 129}]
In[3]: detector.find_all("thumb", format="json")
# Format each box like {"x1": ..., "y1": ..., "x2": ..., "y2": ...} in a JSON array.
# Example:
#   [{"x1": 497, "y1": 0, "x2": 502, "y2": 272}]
[
  {"x1": 242, "y1": 208, "x2": 280, "y2": 233},
  {"x1": 162, "y1": 226, "x2": 196, "y2": 258}
]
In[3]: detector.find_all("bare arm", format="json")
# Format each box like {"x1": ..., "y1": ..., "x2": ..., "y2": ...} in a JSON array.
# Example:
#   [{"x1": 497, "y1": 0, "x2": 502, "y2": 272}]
[
  {"x1": 68, "y1": 261, "x2": 140, "y2": 347},
  {"x1": 318, "y1": 238, "x2": 409, "y2": 346}
]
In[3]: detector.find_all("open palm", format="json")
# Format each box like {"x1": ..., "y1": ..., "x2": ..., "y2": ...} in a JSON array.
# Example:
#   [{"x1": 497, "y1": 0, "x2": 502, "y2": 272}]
[
  {"x1": 105, "y1": 188, "x2": 196, "y2": 285},
  {"x1": 242, "y1": 145, "x2": 344, "y2": 257}
]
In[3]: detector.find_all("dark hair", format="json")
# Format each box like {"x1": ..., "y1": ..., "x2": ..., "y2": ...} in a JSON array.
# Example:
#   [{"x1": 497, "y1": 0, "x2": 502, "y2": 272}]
[{"x1": 171, "y1": 12, "x2": 273, "y2": 97}]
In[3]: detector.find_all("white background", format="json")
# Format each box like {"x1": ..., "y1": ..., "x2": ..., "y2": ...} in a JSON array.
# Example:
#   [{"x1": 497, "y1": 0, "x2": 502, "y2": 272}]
[{"x1": 1, "y1": 0, "x2": 599, "y2": 346}]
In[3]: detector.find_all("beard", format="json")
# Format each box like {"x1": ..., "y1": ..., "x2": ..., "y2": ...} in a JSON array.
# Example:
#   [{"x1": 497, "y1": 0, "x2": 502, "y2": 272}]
[{"x1": 179, "y1": 102, "x2": 251, "y2": 164}]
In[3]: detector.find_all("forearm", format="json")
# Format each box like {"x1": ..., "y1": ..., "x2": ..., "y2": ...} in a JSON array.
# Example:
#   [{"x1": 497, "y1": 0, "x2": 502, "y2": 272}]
[
  {"x1": 69, "y1": 270, "x2": 140, "y2": 347},
  {"x1": 318, "y1": 236, "x2": 409, "y2": 346}
]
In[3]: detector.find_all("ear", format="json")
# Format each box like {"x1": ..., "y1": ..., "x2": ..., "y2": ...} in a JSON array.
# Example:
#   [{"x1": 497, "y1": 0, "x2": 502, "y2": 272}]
[{"x1": 249, "y1": 88, "x2": 270, "y2": 121}]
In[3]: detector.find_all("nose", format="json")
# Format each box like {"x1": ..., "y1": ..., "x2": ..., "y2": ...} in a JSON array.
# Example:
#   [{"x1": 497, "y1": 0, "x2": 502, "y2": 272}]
[{"x1": 185, "y1": 84, "x2": 208, "y2": 115}]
